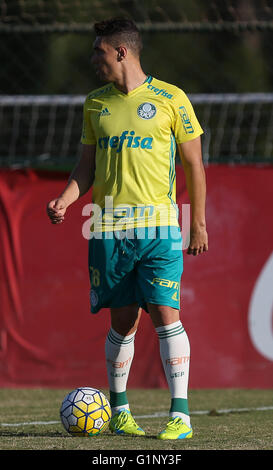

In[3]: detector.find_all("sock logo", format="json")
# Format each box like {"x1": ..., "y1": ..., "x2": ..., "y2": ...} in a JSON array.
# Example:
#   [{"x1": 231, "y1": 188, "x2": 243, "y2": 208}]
[
  {"x1": 170, "y1": 371, "x2": 185, "y2": 378},
  {"x1": 110, "y1": 372, "x2": 127, "y2": 378},
  {"x1": 107, "y1": 357, "x2": 132, "y2": 368},
  {"x1": 166, "y1": 356, "x2": 190, "y2": 366}
]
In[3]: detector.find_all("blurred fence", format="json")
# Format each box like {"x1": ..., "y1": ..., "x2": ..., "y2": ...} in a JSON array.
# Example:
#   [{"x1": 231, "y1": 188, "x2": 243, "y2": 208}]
[
  {"x1": 1, "y1": 0, "x2": 273, "y2": 166},
  {"x1": 0, "y1": 93, "x2": 273, "y2": 169}
]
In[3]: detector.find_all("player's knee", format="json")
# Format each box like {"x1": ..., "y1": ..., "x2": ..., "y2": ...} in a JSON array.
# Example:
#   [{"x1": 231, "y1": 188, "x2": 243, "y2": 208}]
[
  {"x1": 110, "y1": 304, "x2": 142, "y2": 336},
  {"x1": 148, "y1": 303, "x2": 180, "y2": 328}
]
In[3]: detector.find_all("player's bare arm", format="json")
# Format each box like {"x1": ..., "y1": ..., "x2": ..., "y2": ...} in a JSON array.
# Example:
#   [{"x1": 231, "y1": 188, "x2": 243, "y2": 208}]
[
  {"x1": 47, "y1": 144, "x2": 96, "y2": 224},
  {"x1": 177, "y1": 136, "x2": 208, "y2": 255}
]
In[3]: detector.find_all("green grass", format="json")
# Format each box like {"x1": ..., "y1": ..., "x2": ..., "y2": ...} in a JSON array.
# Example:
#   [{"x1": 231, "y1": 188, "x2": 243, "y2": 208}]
[{"x1": 0, "y1": 388, "x2": 272, "y2": 451}]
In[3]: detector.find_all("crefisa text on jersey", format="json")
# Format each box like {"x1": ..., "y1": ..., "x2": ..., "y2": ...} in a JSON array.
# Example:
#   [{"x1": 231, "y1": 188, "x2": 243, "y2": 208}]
[{"x1": 91, "y1": 453, "x2": 183, "y2": 466}]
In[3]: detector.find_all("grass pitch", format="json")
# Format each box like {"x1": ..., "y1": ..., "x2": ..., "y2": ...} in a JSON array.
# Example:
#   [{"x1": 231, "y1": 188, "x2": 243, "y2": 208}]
[{"x1": 0, "y1": 388, "x2": 272, "y2": 452}]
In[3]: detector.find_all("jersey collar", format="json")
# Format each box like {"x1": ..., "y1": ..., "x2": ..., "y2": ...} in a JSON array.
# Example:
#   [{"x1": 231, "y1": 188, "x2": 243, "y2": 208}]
[{"x1": 112, "y1": 75, "x2": 153, "y2": 97}]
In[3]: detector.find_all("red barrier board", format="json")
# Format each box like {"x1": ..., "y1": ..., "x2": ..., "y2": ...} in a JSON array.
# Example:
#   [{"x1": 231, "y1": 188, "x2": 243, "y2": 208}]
[{"x1": 0, "y1": 166, "x2": 272, "y2": 388}]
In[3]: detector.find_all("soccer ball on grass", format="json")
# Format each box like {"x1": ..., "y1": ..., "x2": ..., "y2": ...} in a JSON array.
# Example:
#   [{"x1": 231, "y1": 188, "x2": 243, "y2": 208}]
[{"x1": 60, "y1": 387, "x2": 111, "y2": 436}]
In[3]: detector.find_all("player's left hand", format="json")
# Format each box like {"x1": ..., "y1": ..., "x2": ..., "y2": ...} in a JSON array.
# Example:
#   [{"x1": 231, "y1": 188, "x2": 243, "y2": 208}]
[{"x1": 187, "y1": 226, "x2": 208, "y2": 256}]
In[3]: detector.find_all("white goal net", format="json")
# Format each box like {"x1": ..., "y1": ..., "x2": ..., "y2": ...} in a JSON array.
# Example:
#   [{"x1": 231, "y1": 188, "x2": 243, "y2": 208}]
[{"x1": 0, "y1": 93, "x2": 272, "y2": 168}]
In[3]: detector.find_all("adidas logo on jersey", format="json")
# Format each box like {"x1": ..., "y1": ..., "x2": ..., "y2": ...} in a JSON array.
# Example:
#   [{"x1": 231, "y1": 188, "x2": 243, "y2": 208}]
[{"x1": 99, "y1": 107, "x2": 111, "y2": 116}]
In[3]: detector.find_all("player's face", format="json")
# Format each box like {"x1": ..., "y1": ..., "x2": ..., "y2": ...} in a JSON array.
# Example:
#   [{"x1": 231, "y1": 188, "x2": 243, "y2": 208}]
[{"x1": 91, "y1": 37, "x2": 119, "y2": 82}]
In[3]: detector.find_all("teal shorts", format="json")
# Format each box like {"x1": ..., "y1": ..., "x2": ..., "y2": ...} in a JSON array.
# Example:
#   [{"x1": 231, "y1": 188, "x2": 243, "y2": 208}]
[{"x1": 88, "y1": 226, "x2": 183, "y2": 314}]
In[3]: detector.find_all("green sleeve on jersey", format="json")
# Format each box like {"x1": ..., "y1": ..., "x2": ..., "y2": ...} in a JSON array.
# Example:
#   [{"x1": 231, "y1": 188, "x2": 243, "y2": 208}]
[
  {"x1": 172, "y1": 90, "x2": 203, "y2": 143},
  {"x1": 81, "y1": 98, "x2": 97, "y2": 145}
]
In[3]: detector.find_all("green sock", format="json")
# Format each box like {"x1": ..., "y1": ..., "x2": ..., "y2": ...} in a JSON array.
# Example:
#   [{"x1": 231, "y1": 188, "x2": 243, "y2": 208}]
[
  {"x1": 170, "y1": 398, "x2": 190, "y2": 426},
  {"x1": 110, "y1": 391, "x2": 129, "y2": 414},
  {"x1": 170, "y1": 397, "x2": 189, "y2": 415}
]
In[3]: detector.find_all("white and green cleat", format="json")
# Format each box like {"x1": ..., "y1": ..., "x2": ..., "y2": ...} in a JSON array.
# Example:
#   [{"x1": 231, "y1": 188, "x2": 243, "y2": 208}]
[
  {"x1": 109, "y1": 409, "x2": 145, "y2": 436},
  {"x1": 157, "y1": 416, "x2": 193, "y2": 440}
]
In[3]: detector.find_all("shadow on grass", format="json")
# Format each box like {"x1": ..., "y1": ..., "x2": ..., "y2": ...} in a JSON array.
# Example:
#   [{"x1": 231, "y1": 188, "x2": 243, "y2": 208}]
[
  {"x1": 0, "y1": 429, "x2": 159, "y2": 440},
  {"x1": 0, "y1": 429, "x2": 67, "y2": 438}
]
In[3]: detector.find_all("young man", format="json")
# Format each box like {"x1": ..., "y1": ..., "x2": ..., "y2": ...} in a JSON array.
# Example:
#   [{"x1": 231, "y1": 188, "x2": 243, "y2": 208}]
[{"x1": 47, "y1": 17, "x2": 208, "y2": 440}]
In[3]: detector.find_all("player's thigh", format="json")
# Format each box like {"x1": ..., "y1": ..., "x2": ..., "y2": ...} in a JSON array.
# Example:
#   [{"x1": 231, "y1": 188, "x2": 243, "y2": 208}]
[
  {"x1": 137, "y1": 226, "x2": 183, "y2": 311},
  {"x1": 88, "y1": 234, "x2": 136, "y2": 313}
]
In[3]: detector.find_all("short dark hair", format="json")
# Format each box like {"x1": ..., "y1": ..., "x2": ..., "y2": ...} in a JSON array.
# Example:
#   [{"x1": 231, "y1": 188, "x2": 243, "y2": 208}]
[{"x1": 94, "y1": 17, "x2": 142, "y2": 57}]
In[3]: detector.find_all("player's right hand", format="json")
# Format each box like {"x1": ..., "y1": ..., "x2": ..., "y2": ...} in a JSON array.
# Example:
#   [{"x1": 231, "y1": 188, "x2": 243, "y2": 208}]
[{"x1": 46, "y1": 197, "x2": 67, "y2": 224}]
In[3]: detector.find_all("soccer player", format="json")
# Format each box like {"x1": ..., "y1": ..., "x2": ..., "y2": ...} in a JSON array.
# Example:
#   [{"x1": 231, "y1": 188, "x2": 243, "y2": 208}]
[{"x1": 47, "y1": 17, "x2": 208, "y2": 440}]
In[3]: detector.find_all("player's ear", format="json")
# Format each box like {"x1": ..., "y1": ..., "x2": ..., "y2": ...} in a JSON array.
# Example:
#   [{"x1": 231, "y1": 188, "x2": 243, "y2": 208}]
[{"x1": 116, "y1": 46, "x2": 127, "y2": 61}]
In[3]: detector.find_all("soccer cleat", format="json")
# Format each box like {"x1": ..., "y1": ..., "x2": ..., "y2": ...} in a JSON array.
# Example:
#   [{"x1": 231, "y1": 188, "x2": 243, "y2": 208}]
[
  {"x1": 157, "y1": 416, "x2": 193, "y2": 440},
  {"x1": 109, "y1": 409, "x2": 145, "y2": 436}
]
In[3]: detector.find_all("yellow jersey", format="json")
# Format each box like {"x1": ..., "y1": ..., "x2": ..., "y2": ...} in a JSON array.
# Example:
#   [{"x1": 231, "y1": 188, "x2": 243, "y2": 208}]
[{"x1": 81, "y1": 75, "x2": 203, "y2": 231}]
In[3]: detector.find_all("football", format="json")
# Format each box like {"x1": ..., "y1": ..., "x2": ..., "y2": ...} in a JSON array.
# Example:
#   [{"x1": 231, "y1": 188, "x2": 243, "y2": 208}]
[{"x1": 60, "y1": 386, "x2": 112, "y2": 436}]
